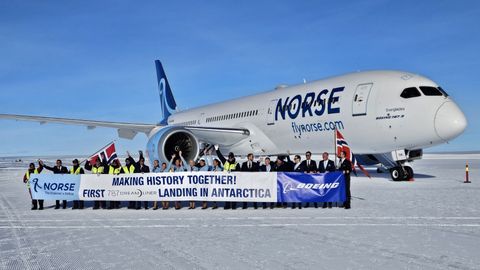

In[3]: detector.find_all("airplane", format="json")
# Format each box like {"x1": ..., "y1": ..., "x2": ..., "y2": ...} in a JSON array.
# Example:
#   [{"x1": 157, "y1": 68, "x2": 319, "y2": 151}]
[{"x1": 0, "y1": 60, "x2": 467, "y2": 181}]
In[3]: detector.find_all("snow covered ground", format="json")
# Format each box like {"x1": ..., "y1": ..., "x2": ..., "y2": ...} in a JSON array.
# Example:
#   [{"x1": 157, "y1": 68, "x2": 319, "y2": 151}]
[{"x1": 0, "y1": 154, "x2": 479, "y2": 270}]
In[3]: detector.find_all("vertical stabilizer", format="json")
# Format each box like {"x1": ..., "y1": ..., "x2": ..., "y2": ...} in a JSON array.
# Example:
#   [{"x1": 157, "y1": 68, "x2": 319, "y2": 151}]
[{"x1": 155, "y1": 60, "x2": 177, "y2": 124}]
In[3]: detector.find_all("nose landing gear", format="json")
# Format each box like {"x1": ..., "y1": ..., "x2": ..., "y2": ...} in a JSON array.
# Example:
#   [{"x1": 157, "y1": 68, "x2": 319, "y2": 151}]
[{"x1": 389, "y1": 165, "x2": 414, "y2": 181}]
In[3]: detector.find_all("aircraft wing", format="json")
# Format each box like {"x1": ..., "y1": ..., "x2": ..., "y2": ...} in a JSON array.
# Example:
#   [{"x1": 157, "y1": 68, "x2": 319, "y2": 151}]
[
  {"x1": 0, "y1": 114, "x2": 251, "y2": 145},
  {"x1": 0, "y1": 113, "x2": 159, "y2": 139},
  {"x1": 185, "y1": 126, "x2": 250, "y2": 146}
]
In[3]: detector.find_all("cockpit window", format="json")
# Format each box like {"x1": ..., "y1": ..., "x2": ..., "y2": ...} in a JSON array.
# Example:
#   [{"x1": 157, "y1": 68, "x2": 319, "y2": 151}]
[
  {"x1": 400, "y1": 87, "x2": 421, "y2": 99},
  {"x1": 419, "y1": 86, "x2": 443, "y2": 96},
  {"x1": 437, "y1": 87, "x2": 449, "y2": 97}
]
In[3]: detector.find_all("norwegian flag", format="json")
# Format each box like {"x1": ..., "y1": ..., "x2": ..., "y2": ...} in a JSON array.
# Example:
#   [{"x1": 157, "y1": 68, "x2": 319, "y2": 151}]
[
  {"x1": 336, "y1": 130, "x2": 371, "y2": 178},
  {"x1": 88, "y1": 141, "x2": 118, "y2": 165}
]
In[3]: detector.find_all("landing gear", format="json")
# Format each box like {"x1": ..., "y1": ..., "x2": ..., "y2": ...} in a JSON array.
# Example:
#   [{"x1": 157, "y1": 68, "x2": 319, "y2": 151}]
[
  {"x1": 389, "y1": 166, "x2": 414, "y2": 181},
  {"x1": 404, "y1": 166, "x2": 414, "y2": 180},
  {"x1": 390, "y1": 167, "x2": 405, "y2": 181}
]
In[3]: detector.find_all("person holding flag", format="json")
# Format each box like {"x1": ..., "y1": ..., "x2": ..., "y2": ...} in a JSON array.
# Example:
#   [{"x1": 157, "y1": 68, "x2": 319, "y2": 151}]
[
  {"x1": 335, "y1": 129, "x2": 371, "y2": 178},
  {"x1": 338, "y1": 150, "x2": 352, "y2": 209}
]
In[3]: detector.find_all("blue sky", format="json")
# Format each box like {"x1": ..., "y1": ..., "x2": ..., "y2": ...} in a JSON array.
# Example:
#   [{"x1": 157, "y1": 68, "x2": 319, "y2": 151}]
[{"x1": 0, "y1": 0, "x2": 479, "y2": 156}]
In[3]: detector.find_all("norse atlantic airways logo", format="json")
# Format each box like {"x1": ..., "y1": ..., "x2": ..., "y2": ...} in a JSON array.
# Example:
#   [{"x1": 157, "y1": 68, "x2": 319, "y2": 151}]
[
  {"x1": 31, "y1": 177, "x2": 76, "y2": 193},
  {"x1": 31, "y1": 178, "x2": 41, "y2": 193},
  {"x1": 275, "y1": 87, "x2": 344, "y2": 121},
  {"x1": 158, "y1": 78, "x2": 177, "y2": 115}
]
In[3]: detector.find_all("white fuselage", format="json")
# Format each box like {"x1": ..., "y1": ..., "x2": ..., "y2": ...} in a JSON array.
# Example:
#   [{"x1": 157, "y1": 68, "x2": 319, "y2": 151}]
[{"x1": 163, "y1": 70, "x2": 467, "y2": 156}]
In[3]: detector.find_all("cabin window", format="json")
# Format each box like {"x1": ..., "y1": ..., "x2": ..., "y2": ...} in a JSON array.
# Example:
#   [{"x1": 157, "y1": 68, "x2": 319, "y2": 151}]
[
  {"x1": 400, "y1": 87, "x2": 421, "y2": 99},
  {"x1": 420, "y1": 86, "x2": 443, "y2": 96}
]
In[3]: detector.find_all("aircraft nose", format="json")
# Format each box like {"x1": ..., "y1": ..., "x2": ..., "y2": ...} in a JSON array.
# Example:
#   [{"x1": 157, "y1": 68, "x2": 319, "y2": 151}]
[{"x1": 434, "y1": 101, "x2": 467, "y2": 141}]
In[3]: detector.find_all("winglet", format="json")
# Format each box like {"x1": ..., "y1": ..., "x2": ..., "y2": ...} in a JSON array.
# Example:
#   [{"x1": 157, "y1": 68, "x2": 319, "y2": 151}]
[{"x1": 155, "y1": 60, "x2": 177, "y2": 125}]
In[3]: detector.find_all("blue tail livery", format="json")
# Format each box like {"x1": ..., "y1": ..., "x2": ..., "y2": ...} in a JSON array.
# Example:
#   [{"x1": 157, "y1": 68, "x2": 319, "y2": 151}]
[{"x1": 155, "y1": 60, "x2": 177, "y2": 124}]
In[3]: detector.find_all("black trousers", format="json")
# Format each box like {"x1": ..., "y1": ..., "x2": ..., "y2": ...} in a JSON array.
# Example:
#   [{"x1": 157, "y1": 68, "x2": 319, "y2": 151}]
[
  {"x1": 73, "y1": 200, "x2": 84, "y2": 209},
  {"x1": 56, "y1": 200, "x2": 67, "y2": 208},
  {"x1": 32, "y1": 200, "x2": 44, "y2": 209},
  {"x1": 345, "y1": 174, "x2": 351, "y2": 207}
]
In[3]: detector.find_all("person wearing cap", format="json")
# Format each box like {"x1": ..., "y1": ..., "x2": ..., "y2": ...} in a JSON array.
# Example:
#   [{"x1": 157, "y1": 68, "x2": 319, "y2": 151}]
[
  {"x1": 135, "y1": 156, "x2": 150, "y2": 210},
  {"x1": 215, "y1": 145, "x2": 240, "y2": 209},
  {"x1": 40, "y1": 159, "x2": 68, "y2": 209},
  {"x1": 241, "y1": 153, "x2": 260, "y2": 209},
  {"x1": 23, "y1": 161, "x2": 44, "y2": 210},
  {"x1": 70, "y1": 159, "x2": 85, "y2": 209},
  {"x1": 124, "y1": 151, "x2": 139, "y2": 209},
  {"x1": 166, "y1": 152, "x2": 186, "y2": 210},
  {"x1": 273, "y1": 155, "x2": 293, "y2": 208},
  {"x1": 108, "y1": 159, "x2": 122, "y2": 209},
  {"x1": 260, "y1": 157, "x2": 275, "y2": 209},
  {"x1": 84, "y1": 155, "x2": 108, "y2": 209}
]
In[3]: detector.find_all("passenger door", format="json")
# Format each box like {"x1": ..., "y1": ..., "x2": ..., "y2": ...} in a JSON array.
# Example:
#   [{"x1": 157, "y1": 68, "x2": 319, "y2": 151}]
[
  {"x1": 352, "y1": 83, "x2": 373, "y2": 116},
  {"x1": 266, "y1": 99, "x2": 277, "y2": 125}
]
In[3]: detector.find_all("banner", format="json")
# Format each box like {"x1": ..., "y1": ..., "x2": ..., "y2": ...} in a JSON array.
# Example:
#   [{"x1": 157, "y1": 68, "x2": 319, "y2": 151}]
[
  {"x1": 30, "y1": 174, "x2": 80, "y2": 200},
  {"x1": 277, "y1": 172, "x2": 345, "y2": 202},
  {"x1": 79, "y1": 172, "x2": 278, "y2": 202},
  {"x1": 29, "y1": 172, "x2": 346, "y2": 203}
]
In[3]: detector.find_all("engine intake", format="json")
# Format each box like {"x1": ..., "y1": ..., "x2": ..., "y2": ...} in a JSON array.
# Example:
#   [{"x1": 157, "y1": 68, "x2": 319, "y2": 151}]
[{"x1": 146, "y1": 126, "x2": 200, "y2": 164}]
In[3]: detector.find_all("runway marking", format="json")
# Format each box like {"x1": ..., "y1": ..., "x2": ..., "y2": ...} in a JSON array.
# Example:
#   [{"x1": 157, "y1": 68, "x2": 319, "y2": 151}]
[
  {"x1": 0, "y1": 223, "x2": 479, "y2": 229},
  {"x1": 1, "y1": 216, "x2": 479, "y2": 222}
]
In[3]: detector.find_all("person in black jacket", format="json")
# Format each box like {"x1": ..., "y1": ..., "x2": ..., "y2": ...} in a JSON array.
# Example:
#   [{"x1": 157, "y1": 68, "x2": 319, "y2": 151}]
[
  {"x1": 338, "y1": 151, "x2": 352, "y2": 209},
  {"x1": 215, "y1": 145, "x2": 240, "y2": 209},
  {"x1": 318, "y1": 152, "x2": 336, "y2": 208},
  {"x1": 300, "y1": 151, "x2": 317, "y2": 173},
  {"x1": 318, "y1": 152, "x2": 336, "y2": 173},
  {"x1": 240, "y1": 153, "x2": 260, "y2": 209},
  {"x1": 274, "y1": 155, "x2": 293, "y2": 208},
  {"x1": 136, "y1": 156, "x2": 150, "y2": 210},
  {"x1": 40, "y1": 159, "x2": 69, "y2": 209},
  {"x1": 291, "y1": 155, "x2": 304, "y2": 209}
]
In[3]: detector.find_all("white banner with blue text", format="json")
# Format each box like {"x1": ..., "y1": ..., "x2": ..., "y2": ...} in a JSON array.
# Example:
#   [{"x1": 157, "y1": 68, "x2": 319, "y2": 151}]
[{"x1": 79, "y1": 172, "x2": 277, "y2": 202}]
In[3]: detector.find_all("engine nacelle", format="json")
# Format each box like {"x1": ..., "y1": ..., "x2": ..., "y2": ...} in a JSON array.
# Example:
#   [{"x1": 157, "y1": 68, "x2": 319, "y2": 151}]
[{"x1": 146, "y1": 126, "x2": 200, "y2": 165}]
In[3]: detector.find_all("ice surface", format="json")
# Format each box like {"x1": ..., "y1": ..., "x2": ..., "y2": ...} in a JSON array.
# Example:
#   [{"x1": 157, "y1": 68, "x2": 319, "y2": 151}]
[{"x1": 0, "y1": 154, "x2": 478, "y2": 270}]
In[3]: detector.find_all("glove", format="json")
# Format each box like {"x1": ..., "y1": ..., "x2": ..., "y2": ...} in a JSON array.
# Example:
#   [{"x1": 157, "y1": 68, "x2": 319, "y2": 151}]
[{"x1": 214, "y1": 145, "x2": 219, "y2": 150}]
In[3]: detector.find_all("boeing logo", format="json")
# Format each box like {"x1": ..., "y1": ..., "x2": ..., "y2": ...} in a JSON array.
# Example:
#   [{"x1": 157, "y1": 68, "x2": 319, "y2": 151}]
[
  {"x1": 275, "y1": 87, "x2": 344, "y2": 121},
  {"x1": 283, "y1": 181, "x2": 340, "y2": 195}
]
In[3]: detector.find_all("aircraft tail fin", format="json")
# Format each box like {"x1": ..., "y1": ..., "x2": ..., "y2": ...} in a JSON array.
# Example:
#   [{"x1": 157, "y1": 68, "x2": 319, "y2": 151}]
[{"x1": 155, "y1": 60, "x2": 177, "y2": 124}]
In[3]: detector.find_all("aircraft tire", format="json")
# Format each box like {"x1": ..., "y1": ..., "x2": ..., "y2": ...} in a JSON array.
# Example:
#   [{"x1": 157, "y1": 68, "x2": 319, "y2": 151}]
[
  {"x1": 404, "y1": 166, "x2": 414, "y2": 180},
  {"x1": 390, "y1": 167, "x2": 405, "y2": 181}
]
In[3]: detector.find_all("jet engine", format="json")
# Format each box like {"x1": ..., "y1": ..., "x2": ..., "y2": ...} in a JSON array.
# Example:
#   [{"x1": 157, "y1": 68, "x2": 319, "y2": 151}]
[{"x1": 146, "y1": 126, "x2": 200, "y2": 164}]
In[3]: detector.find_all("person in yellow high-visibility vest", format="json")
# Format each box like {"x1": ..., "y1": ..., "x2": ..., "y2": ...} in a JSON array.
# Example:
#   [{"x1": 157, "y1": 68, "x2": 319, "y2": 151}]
[
  {"x1": 23, "y1": 161, "x2": 44, "y2": 210},
  {"x1": 108, "y1": 159, "x2": 122, "y2": 209},
  {"x1": 85, "y1": 156, "x2": 107, "y2": 209},
  {"x1": 214, "y1": 145, "x2": 240, "y2": 210},
  {"x1": 124, "y1": 152, "x2": 138, "y2": 209},
  {"x1": 69, "y1": 159, "x2": 85, "y2": 209}
]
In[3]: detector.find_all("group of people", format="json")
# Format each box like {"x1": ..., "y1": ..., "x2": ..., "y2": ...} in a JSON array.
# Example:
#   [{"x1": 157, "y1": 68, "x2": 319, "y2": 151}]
[{"x1": 23, "y1": 146, "x2": 352, "y2": 211}]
